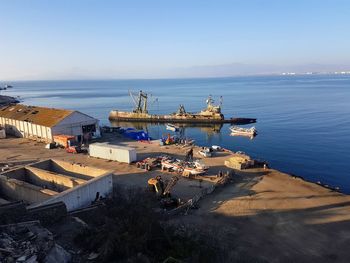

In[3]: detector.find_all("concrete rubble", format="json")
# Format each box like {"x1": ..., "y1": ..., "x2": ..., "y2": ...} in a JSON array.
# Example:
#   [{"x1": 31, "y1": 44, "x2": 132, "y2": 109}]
[{"x1": 0, "y1": 221, "x2": 71, "y2": 263}]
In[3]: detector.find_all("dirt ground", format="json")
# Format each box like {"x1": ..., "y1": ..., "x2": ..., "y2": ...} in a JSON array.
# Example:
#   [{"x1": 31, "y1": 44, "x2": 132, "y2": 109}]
[
  {"x1": 2, "y1": 135, "x2": 350, "y2": 262},
  {"x1": 176, "y1": 169, "x2": 350, "y2": 262}
]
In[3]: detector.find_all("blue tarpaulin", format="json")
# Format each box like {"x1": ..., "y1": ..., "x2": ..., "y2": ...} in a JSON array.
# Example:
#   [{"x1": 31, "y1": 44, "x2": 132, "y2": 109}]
[{"x1": 123, "y1": 128, "x2": 151, "y2": 141}]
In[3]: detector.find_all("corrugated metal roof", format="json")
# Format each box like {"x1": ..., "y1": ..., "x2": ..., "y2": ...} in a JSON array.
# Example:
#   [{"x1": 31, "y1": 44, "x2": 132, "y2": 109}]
[{"x1": 0, "y1": 104, "x2": 74, "y2": 127}]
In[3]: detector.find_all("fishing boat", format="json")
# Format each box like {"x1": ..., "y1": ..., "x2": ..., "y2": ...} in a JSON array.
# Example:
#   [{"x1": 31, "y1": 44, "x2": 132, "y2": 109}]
[
  {"x1": 161, "y1": 157, "x2": 183, "y2": 172},
  {"x1": 230, "y1": 126, "x2": 257, "y2": 136},
  {"x1": 183, "y1": 166, "x2": 206, "y2": 175},
  {"x1": 166, "y1": 123, "x2": 179, "y2": 132},
  {"x1": 109, "y1": 90, "x2": 256, "y2": 124},
  {"x1": 160, "y1": 156, "x2": 208, "y2": 175},
  {"x1": 183, "y1": 160, "x2": 209, "y2": 175}
]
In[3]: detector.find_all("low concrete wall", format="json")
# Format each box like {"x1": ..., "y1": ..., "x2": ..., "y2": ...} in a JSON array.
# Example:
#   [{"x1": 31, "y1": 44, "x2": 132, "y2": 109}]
[
  {"x1": 1, "y1": 167, "x2": 26, "y2": 181},
  {"x1": 31, "y1": 159, "x2": 108, "y2": 180},
  {"x1": 29, "y1": 173, "x2": 113, "y2": 212},
  {"x1": 1, "y1": 167, "x2": 86, "y2": 193},
  {"x1": 1, "y1": 159, "x2": 113, "y2": 211},
  {"x1": 0, "y1": 175, "x2": 57, "y2": 204},
  {"x1": 26, "y1": 166, "x2": 86, "y2": 191},
  {"x1": 30, "y1": 159, "x2": 89, "y2": 180},
  {"x1": 52, "y1": 159, "x2": 108, "y2": 178}
]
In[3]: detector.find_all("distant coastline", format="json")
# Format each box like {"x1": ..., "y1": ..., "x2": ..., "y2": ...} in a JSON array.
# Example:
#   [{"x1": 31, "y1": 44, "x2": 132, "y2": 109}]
[{"x1": 2, "y1": 69, "x2": 350, "y2": 82}]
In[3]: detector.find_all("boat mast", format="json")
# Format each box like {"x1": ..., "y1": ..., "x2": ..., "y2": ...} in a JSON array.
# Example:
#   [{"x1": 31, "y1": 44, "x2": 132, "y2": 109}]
[
  {"x1": 206, "y1": 95, "x2": 215, "y2": 108},
  {"x1": 134, "y1": 90, "x2": 148, "y2": 114},
  {"x1": 137, "y1": 90, "x2": 143, "y2": 112},
  {"x1": 142, "y1": 92, "x2": 148, "y2": 113}
]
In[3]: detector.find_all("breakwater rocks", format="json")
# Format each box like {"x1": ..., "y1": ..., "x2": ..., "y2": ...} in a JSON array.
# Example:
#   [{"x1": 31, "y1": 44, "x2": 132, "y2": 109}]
[{"x1": 0, "y1": 95, "x2": 19, "y2": 106}]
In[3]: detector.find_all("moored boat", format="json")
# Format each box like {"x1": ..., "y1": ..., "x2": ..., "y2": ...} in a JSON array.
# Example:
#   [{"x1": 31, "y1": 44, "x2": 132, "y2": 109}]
[
  {"x1": 230, "y1": 126, "x2": 257, "y2": 136},
  {"x1": 166, "y1": 123, "x2": 180, "y2": 132},
  {"x1": 109, "y1": 90, "x2": 256, "y2": 124}
]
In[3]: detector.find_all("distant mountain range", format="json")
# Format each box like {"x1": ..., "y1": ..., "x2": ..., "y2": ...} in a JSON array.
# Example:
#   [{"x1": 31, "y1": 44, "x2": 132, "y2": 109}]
[
  {"x1": 163, "y1": 63, "x2": 350, "y2": 78},
  {"x1": 1, "y1": 63, "x2": 350, "y2": 80}
]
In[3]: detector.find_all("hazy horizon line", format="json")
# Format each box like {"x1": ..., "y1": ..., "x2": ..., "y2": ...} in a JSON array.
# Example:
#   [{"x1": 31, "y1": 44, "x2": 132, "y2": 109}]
[
  {"x1": 2, "y1": 72, "x2": 350, "y2": 83},
  {"x1": 1, "y1": 62, "x2": 350, "y2": 82}
]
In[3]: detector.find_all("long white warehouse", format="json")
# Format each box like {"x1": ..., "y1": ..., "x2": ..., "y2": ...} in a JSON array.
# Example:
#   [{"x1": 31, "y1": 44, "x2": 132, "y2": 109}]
[{"x1": 0, "y1": 104, "x2": 99, "y2": 142}]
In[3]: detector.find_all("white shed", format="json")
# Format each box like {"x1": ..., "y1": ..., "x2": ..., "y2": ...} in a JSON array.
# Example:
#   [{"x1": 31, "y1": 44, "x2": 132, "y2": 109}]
[
  {"x1": 89, "y1": 143, "x2": 137, "y2": 164},
  {"x1": 0, "y1": 104, "x2": 99, "y2": 142}
]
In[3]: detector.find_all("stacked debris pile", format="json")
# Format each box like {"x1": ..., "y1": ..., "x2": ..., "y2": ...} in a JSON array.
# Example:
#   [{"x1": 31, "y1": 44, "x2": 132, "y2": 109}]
[{"x1": 0, "y1": 221, "x2": 71, "y2": 263}]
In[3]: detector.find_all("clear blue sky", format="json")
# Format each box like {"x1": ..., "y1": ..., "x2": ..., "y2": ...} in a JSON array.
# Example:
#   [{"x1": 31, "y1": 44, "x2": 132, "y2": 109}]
[{"x1": 1, "y1": 0, "x2": 350, "y2": 80}]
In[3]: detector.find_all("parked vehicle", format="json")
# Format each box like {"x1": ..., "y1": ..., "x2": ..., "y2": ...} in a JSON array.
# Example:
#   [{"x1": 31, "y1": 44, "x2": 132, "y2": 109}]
[
  {"x1": 136, "y1": 157, "x2": 161, "y2": 171},
  {"x1": 148, "y1": 175, "x2": 179, "y2": 208},
  {"x1": 211, "y1": 145, "x2": 222, "y2": 151}
]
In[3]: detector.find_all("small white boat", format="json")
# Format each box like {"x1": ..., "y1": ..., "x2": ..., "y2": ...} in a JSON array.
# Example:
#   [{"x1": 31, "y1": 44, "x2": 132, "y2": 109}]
[
  {"x1": 230, "y1": 126, "x2": 257, "y2": 136},
  {"x1": 166, "y1": 123, "x2": 180, "y2": 132}
]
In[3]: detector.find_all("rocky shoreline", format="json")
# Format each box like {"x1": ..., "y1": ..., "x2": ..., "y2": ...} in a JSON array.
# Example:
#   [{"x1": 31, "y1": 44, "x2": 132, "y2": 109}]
[{"x1": 0, "y1": 95, "x2": 19, "y2": 106}]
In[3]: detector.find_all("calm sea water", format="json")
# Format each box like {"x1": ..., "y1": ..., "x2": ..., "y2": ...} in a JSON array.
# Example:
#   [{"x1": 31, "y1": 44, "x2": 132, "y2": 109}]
[{"x1": 2, "y1": 75, "x2": 350, "y2": 192}]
